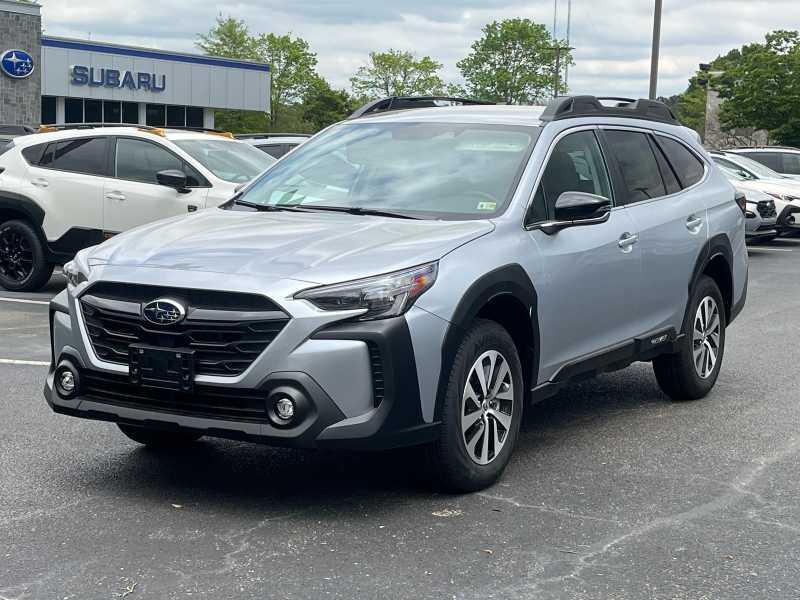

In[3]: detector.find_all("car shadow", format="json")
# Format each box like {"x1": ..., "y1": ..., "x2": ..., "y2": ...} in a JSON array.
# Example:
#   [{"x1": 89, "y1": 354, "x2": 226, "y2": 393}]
[{"x1": 67, "y1": 366, "x2": 669, "y2": 511}]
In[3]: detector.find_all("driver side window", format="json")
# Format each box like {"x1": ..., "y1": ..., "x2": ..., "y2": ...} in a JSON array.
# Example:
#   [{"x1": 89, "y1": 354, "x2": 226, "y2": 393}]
[{"x1": 527, "y1": 130, "x2": 613, "y2": 224}]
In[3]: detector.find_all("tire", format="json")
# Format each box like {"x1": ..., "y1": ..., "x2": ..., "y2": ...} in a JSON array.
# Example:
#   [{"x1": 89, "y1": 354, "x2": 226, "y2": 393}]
[
  {"x1": 0, "y1": 219, "x2": 54, "y2": 292},
  {"x1": 118, "y1": 424, "x2": 203, "y2": 448},
  {"x1": 426, "y1": 319, "x2": 524, "y2": 493},
  {"x1": 653, "y1": 275, "x2": 726, "y2": 401}
]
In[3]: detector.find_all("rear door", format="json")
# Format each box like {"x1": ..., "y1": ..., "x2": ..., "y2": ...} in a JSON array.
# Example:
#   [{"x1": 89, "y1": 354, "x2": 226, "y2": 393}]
[
  {"x1": 602, "y1": 128, "x2": 709, "y2": 334},
  {"x1": 103, "y1": 137, "x2": 209, "y2": 234},
  {"x1": 19, "y1": 136, "x2": 109, "y2": 244}
]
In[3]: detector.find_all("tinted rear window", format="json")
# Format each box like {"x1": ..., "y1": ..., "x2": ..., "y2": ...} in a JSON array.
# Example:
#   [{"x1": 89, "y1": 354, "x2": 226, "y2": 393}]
[
  {"x1": 41, "y1": 138, "x2": 108, "y2": 176},
  {"x1": 657, "y1": 137, "x2": 705, "y2": 188},
  {"x1": 604, "y1": 130, "x2": 666, "y2": 202},
  {"x1": 21, "y1": 142, "x2": 47, "y2": 165}
]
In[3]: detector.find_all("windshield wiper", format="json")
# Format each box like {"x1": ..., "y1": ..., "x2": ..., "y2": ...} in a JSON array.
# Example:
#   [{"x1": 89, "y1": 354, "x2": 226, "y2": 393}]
[
  {"x1": 233, "y1": 198, "x2": 309, "y2": 213},
  {"x1": 283, "y1": 205, "x2": 421, "y2": 220}
]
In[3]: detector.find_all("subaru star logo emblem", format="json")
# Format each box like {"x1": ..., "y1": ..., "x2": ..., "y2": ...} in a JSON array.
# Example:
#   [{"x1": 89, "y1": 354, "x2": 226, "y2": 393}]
[
  {"x1": 142, "y1": 299, "x2": 186, "y2": 326},
  {"x1": 1, "y1": 49, "x2": 35, "y2": 79}
]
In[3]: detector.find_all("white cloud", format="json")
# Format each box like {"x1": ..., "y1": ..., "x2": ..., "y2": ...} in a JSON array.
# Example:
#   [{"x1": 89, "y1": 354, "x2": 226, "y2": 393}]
[{"x1": 39, "y1": 0, "x2": 800, "y2": 99}]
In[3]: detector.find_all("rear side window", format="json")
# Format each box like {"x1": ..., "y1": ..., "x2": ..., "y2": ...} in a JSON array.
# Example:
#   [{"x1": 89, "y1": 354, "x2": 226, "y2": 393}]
[
  {"x1": 40, "y1": 138, "x2": 108, "y2": 176},
  {"x1": 21, "y1": 142, "x2": 47, "y2": 165},
  {"x1": 747, "y1": 152, "x2": 782, "y2": 172},
  {"x1": 604, "y1": 130, "x2": 665, "y2": 203},
  {"x1": 657, "y1": 137, "x2": 705, "y2": 188}
]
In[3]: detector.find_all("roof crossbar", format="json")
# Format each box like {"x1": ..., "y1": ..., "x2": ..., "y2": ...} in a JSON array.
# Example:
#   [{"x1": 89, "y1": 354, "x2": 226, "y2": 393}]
[{"x1": 539, "y1": 95, "x2": 680, "y2": 125}]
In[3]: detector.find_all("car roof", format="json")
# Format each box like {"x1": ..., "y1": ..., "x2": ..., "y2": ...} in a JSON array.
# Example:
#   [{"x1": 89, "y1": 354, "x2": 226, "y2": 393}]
[{"x1": 730, "y1": 147, "x2": 800, "y2": 153}]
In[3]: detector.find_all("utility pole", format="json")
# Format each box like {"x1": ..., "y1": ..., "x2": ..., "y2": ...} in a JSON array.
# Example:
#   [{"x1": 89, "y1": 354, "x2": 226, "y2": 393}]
[
  {"x1": 564, "y1": 0, "x2": 572, "y2": 90},
  {"x1": 649, "y1": 0, "x2": 663, "y2": 99}
]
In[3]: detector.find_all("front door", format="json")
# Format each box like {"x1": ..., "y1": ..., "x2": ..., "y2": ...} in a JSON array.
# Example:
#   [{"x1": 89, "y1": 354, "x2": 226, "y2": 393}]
[
  {"x1": 103, "y1": 137, "x2": 208, "y2": 234},
  {"x1": 526, "y1": 128, "x2": 643, "y2": 381}
]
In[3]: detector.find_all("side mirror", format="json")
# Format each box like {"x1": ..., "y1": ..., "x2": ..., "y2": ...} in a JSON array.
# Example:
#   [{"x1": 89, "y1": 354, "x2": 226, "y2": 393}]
[
  {"x1": 156, "y1": 169, "x2": 188, "y2": 193},
  {"x1": 539, "y1": 192, "x2": 612, "y2": 235}
]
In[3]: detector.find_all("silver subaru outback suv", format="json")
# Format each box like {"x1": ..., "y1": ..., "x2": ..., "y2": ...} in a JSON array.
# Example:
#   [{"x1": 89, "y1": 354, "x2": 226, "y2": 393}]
[{"x1": 45, "y1": 96, "x2": 747, "y2": 492}]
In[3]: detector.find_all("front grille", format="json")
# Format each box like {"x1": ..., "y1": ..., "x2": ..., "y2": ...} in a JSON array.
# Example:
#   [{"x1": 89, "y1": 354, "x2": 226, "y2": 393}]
[
  {"x1": 367, "y1": 342, "x2": 385, "y2": 407},
  {"x1": 757, "y1": 200, "x2": 777, "y2": 219},
  {"x1": 81, "y1": 369, "x2": 269, "y2": 423},
  {"x1": 80, "y1": 283, "x2": 289, "y2": 377}
]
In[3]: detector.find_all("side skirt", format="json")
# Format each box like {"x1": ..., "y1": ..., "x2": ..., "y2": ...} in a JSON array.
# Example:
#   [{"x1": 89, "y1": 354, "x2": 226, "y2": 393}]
[{"x1": 530, "y1": 327, "x2": 681, "y2": 404}]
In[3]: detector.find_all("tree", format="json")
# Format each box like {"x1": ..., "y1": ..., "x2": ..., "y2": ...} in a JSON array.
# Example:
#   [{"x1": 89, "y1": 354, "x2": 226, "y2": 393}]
[
  {"x1": 715, "y1": 30, "x2": 800, "y2": 146},
  {"x1": 457, "y1": 18, "x2": 569, "y2": 104},
  {"x1": 197, "y1": 17, "x2": 318, "y2": 129},
  {"x1": 256, "y1": 33, "x2": 318, "y2": 127},
  {"x1": 303, "y1": 77, "x2": 357, "y2": 130},
  {"x1": 350, "y1": 50, "x2": 446, "y2": 99}
]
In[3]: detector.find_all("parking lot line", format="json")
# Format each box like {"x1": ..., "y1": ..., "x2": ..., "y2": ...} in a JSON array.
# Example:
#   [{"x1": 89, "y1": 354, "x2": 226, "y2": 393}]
[
  {"x1": 748, "y1": 247, "x2": 793, "y2": 252},
  {"x1": 0, "y1": 297, "x2": 50, "y2": 306},
  {"x1": 0, "y1": 358, "x2": 50, "y2": 366}
]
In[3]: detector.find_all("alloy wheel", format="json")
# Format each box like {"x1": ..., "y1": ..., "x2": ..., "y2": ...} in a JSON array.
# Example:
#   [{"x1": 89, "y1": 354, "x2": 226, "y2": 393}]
[
  {"x1": 692, "y1": 296, "x2": 721, "y2": 379},
  {"x1": 461, "y1": 350, "x2": 515, "y2": 465},
  {"x1": 0, "y1": 227, "x2": 34, "y2": 283}
]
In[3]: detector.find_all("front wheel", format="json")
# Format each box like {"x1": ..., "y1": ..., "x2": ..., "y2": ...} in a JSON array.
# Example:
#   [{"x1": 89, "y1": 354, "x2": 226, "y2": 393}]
[
  {"x1": 653, "y1": 275, "x2": 726, "y2": 401},
  {"x1": 118, "y1": 424, "x2": 203, "y2": 448},
  {"x1": 0, "y1": 219, "x2": 54, "y2": 292},
  {"x1": 426, "y1": 319, "x2": 524, "y2": 493}
]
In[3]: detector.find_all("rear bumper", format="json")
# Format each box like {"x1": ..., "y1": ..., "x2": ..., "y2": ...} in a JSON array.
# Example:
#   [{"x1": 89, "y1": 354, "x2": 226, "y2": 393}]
[{"x1": 45, "y1": 312, "x2": 440, "y2": 450}]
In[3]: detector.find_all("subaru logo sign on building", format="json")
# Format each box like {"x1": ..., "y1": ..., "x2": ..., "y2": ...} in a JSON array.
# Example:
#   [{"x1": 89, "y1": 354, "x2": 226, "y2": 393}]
[{"x1": 1, "y1": 49, "x2": 35, "y2": 79}]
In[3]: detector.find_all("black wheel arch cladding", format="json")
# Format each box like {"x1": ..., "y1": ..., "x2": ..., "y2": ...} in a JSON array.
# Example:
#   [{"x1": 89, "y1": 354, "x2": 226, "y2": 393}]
[
  {"x1": 688, "y1": 233, "x2": 735, "y2": 324},
  {"x1": 435, "y1": 264, "x2": 540, "y2": 422}
]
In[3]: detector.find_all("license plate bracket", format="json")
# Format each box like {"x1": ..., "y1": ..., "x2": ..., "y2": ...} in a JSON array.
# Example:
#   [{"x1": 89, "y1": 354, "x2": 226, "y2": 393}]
[{"x1": 129, "y1": 344, "x2": 195, "y2": 393}]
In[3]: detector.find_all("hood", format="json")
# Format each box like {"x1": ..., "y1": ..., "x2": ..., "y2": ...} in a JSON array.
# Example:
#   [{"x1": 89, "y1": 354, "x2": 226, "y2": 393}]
[
  {"x1": 89, "y1": 208, "x2": 494, "y2": 285},
  {"x1": 736, "y1": 185, "x2": 774, "y2": 203}
]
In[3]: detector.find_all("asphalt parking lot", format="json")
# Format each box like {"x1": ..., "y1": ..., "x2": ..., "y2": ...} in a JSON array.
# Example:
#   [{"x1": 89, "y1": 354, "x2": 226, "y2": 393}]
[{"x1": 2, "y1": 241, "x2": 800, "y2": 600}]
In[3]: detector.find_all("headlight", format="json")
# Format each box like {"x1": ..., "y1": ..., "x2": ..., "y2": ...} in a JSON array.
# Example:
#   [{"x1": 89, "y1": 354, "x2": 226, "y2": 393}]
[
  {"x1": 295, "y1": 262, "x2": 438, "y2": 321},
  {"x1": 63, "y1": 261, "x2": 88, "y2": 288}
]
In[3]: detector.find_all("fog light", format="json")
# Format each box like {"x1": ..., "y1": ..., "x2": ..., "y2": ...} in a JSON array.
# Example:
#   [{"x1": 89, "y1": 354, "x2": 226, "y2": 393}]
[
  {"x1": 59, "y1": 370, "x2": 75, "y2": 393},
  {"x1": 54, "y1": 361, "x2": 80, "y2": 400},
  {"x1": 275, "y1": 397, "x2": 295, "y2": 421}
]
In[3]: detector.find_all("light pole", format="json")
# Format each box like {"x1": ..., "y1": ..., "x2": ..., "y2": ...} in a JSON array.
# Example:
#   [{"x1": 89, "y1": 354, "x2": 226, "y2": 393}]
[{"x1": 649, "y1": 0, "x2": 663, "y2": 99}]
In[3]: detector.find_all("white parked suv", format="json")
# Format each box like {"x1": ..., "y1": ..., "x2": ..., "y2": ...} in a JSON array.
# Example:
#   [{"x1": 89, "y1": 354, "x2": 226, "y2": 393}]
[
  {"x1": 729, "y1": 147, "x2": 800, "y2": 180},
  {"x1": 0, "y1": 125, "x2": 275, "y2": 291}
]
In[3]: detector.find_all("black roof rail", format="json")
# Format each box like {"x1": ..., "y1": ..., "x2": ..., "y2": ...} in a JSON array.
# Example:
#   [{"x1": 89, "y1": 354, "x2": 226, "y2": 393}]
[
  {"x1": 348, "y1": 96, "x2": 495, "y2": 120},
  {"x1": 234, "y1": 132, "x2": 312, "y2": 140},
  {"x1": 539, "y1": 95, "x2": 680, "y2": 125}
]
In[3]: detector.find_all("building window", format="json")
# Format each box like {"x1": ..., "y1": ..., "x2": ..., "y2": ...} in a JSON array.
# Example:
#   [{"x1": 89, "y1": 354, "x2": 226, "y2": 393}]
[
  {"x1": 166, "y1": 105, "x2": 186, "y2": 128},
  {"x1": 122, "y1": 102, "x2": 139, "y2": 124},
  {"x1": 146, "y1": 104, "x2": 166, "y2": 127},
  {"x1": 65, "y1": 98, "x2": 84, "y2": 123},
  {"x1": 103, "y1": 101, "x2": 121, "y2": 123},
  {"x1": 186, "y1": 107, "x2": 204, "y2": 129},
  {"x1": 84, "y1": 99, "x2": 102, "y2": 123},
  {"x1": 41, "y1": 96, "x2": 57, "y2": 125}
]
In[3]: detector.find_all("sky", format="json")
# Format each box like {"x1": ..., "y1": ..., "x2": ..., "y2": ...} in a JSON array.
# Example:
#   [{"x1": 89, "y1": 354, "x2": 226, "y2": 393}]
[{"x1": 38, "y1": 0, "x2": 800, "y2": 100}]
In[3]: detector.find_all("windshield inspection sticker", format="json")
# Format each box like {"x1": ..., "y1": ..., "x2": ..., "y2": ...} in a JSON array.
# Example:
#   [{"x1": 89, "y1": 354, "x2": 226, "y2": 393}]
[{"x1": 477, "y1": 201, "x2": 497, "y2": 211}]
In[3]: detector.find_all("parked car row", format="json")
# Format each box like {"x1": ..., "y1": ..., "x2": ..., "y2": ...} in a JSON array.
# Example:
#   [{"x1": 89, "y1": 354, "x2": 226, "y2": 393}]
[{"x1": 709, "y1": 148, "x2": 800, "y2": 240}]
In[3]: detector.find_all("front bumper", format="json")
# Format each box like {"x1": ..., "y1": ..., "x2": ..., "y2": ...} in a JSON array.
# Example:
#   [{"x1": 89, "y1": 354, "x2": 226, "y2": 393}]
[{"x1": 45, "y1": 276, "x2": 444, "y2": 451}]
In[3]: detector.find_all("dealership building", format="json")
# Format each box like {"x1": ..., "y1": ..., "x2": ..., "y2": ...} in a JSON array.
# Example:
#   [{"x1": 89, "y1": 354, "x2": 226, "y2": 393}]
[{"x1": 0, "y1": 0, "x2": 270, "y2": 129}]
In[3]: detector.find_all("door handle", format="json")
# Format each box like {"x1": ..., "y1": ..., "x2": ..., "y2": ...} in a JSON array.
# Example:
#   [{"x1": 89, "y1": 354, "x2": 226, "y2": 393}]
[
  {"x1": 686, "y1": 215, "x2": 703, "y2": 232},
  {"x1": 105, "y1": 192, "x2": 126, "y2": 201},
  {"x1": 31, "y1": 177, "x2": 49, "y2": 188},
  {"x1": 618, "y1": 232, "x2": 639, "y2": 250}
]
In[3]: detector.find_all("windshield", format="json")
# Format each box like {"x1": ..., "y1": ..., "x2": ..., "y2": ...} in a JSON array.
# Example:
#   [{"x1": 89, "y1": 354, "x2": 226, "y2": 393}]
[
  {"x1": 716, "y1": 163, "x2": 748, "y2": 181},
  {"x1": 237, "y1": 121, "x2": 540, "y2": 220},
  {"x1": 730, "y1": 154, "x2": 784, "y2": 179},
  {"x1": 174, "y1": 139, "x2": 276, "y2": 183}
]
